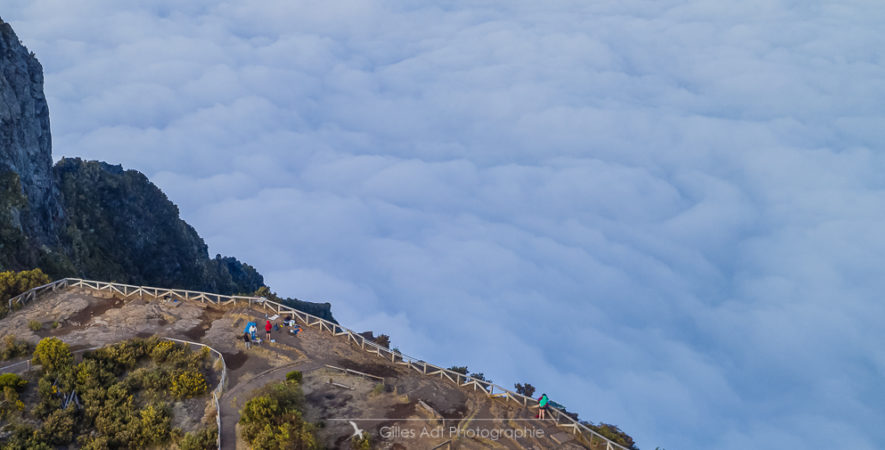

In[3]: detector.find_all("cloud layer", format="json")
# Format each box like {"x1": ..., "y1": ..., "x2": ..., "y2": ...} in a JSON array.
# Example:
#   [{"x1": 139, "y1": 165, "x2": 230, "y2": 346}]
[{"x1": 7, "y1": 1, "x2": 885, "y2": 448}]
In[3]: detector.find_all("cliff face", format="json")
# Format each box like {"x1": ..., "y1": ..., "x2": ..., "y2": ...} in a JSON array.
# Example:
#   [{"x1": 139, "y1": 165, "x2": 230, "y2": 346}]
[
  {"x1": 0, "y1": 19, "x2": 61, "y2": 246},
  {"x1": 0, "y1": 18, "x2": 293, "y2": 301},
  {"x1": 53, "y1": 158, "x2": 267, "y2": 294}
]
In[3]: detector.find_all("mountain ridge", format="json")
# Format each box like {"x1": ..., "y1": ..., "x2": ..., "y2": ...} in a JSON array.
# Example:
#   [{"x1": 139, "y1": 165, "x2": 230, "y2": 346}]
[{"x1": 0, "y1": 16, "x2": 333, "y2": 321}]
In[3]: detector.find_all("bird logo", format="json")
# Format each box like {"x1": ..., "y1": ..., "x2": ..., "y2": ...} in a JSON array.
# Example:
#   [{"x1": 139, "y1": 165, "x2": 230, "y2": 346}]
[{"x1": 349, "y1": 420, "x2": 364, "y2": 439}]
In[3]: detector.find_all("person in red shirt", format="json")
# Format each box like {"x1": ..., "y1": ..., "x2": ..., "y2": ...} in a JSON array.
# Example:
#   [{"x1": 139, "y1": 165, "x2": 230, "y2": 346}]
[{"x1": 265, "y1": 320, "x2": 272, "y2": 341}]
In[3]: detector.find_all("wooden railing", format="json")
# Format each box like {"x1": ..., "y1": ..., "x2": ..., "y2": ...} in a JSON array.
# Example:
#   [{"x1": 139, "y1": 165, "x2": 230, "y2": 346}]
[{"x1": 7, "y1": 278, "x2": 628, "y2": 450}]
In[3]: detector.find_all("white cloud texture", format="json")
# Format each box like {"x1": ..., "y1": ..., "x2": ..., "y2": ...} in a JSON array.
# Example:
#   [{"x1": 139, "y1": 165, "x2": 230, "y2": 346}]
[{"x1": 6, "y1": 1, "x2": 885, "y2": 448}]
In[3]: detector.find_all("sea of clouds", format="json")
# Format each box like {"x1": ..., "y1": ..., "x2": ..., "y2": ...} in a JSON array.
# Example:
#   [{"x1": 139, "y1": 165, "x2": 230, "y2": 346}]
[{"x1": 6, "y1": 0, "x2": 885, "y2": 448}]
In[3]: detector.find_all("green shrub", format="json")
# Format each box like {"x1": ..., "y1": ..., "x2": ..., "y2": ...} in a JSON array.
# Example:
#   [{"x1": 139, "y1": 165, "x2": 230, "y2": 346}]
[
  {"x1": 374, "y1": 334, "x2": 390, "y2": 348},
  {"x1": 138, "y1": 403, "x2": 171, "y2": 445},
  {"x1": 178, "y1": 427, "x2": 218, "y2": 450},
  {"x1": 130, "y1": 366, "x2": 170, "y2": 392},
  {"x1": 239, "y1": 380, "x2": 318, "y2": 450},
  {"x1": 38, "y1": 408, "x2": 77, "y2": 445},
  {"x1": 2, "y1": 424, "x2": 52, "y2": 450},
  {"x1": 149, "y1": 339, "x2": 177, "y2": 363},
  {"x1": 170, "y1": 369, "x2": 208, "y2": 399},
  {"x1": 35, "y1": 375, "x2": 67, "y2": 418},
  {"x1": 75, "y1": 358, "x2": 115, "y2": 391},
  {"x1": 0, "y1": 268, "x2": 51, "y2": 303},
  {"x1": 78, "y1": 435, "x2": 110, "y2": 450},
  {"x1": 151, "y1": 340, "x2": 207, "y2": 371},
  {"x1": 91, "y1": 382, "x2": 141, "y2": 444},
  {"x1": 587, "y1": 422, "x2": 639, "y2": 450},
  {"x1": 0, "y1": 335, "x2": 31, "y2": 360},
  {"x1": 0, "y1": 373, "x2": 28, "y2": 391},
  {"x1": 0, "y1": 384, "x2": 25, "y2": 419},
  {"x1": 33, "y1": 337, "x2": 72, "y2": 374},
  {"x1": 286, "y1": 370, "x2": 303, "y2": 384},
  {"x1": 10, "y1": 337, "x2": 211, "y2": 448},
  {"x1": 351, "y1": 433, "x2": 371, "y2": 449},
  {"x1": 28, "y1": 320, "x2": 42, "y2": 331},
  {"x1": 89, "y1": 338, "x2": 153, "y2": 373}
]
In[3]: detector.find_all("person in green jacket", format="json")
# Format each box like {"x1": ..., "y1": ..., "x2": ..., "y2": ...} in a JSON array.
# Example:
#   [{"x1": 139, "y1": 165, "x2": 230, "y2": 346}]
[{"x1": 538, "y1": 393, "x2": 549, "y2": 420}]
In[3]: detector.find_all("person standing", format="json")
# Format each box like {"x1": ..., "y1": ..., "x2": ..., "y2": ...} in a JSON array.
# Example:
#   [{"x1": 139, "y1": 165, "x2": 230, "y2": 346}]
[
  {"x1": 243, "y1": 331, "x2": 251, "y2": 349},
  {"x1": 265, "y1": 319, "x2": 272, "y2": 341},
  {"x1": 538, "y1": 393, "x2": 549, "y2": 420}
]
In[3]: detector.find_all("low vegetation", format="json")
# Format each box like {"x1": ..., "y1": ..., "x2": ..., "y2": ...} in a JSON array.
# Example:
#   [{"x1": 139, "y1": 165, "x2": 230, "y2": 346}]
[
  {"x1": 176, "y1": 427, "x2": 219, "y2": 450},
  {"x1": 0, "y1": 335, "x2": 31, "y2": 361},
  {"x1": 0, "y1": 336, "x2": 218, "y2": 449},
  {"x1": 0, "y1": 373, "x2": 27, "y2": 420},
  {"x1": 239, "y1": 370, "x2": 319, "y2": 450},
  {"x1": 0, "y1": 268, "x2": 51, "y2": 319},
  {"x1": 582, "y1": 421, "x2": 639, "y2": 450},
  {"x1": 351, "y1": 434, "x2": 371, "y2": 450}
]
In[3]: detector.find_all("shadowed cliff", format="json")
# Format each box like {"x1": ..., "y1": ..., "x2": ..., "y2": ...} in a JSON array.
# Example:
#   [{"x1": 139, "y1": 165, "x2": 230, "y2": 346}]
[{"x1": 0, "y1": 17, "x2": 333, "y2": 321}]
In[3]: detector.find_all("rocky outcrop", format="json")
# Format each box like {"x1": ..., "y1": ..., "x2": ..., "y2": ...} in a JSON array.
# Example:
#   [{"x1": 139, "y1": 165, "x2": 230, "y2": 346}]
[
  {"x1": 0, "y1": 16, "x2": 265, "y2": 295},
  {"x1": 53, "y1": 158, "x2": 265, "y2": 294},
  {"x1": 0, "y1": 18, "x2": 329, "y2": 315},
  {"x1": 0, "y1": 18, "x2": 62, "y2": 247},
  {"x1": 0, "y1": 17, "x2": 264, "y2": 295}
]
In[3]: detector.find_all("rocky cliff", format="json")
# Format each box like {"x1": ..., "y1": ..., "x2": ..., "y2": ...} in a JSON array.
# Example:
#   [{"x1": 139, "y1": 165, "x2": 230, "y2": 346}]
[
  {"x1": 0, "y1": 17, "x2": 334, "y2": 320},
  {"x1": 0, "y1": 18, "x2": 63, "y2": 269},
  {"x1": 54, "y1": 158, "x2": 266, "y2": 294}
]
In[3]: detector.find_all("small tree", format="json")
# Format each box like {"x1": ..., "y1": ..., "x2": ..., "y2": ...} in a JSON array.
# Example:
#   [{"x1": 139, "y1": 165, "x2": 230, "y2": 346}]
[
  {"x1": 514, "y1": 382, "x2": 536, "y2": 397},
  {"x1": 448, "y1": 366, "x2": 468, "y2": 375},
  {"x1": 469, "y1": 372, "x2": 489, "y2": 383},
  {"x1": 375, "y1": 334, "x2": 391, "y2": 348}
]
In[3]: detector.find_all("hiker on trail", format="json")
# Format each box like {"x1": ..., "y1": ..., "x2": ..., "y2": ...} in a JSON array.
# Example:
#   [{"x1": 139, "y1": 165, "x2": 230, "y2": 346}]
[
  {"x1": 265, "y1": 320, "x2": 272, "y2": 340},
  {"x1": 243, "y1": 331, "x2": 251, "y2": 349},
  {"x1": 538, "y1": 393, "x2": 550, "y2": 420}
]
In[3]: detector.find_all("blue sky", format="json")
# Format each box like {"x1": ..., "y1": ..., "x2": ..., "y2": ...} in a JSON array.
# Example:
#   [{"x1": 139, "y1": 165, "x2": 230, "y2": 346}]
[{"x1": 6, "y1": 1, "x2": 885, "y2": 448}]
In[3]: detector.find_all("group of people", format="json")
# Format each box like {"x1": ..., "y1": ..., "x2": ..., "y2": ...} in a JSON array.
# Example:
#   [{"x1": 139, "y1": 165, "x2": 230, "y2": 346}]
[
  {"x1": 242, "y1": 319, "x2": 274, "y2": 349},
  {"x1": 242, "y1": 318, "x2": 301, "y2": 349}
]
